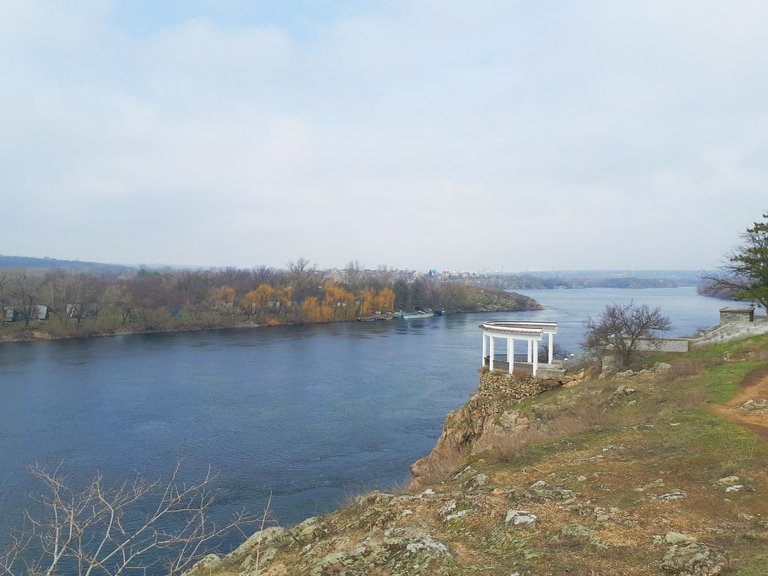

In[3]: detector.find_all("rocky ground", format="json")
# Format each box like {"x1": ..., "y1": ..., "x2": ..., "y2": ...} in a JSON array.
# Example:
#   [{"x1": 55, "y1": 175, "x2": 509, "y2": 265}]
[{"x1": 187, "y1": 336, "x2": 768, "y2": 576}]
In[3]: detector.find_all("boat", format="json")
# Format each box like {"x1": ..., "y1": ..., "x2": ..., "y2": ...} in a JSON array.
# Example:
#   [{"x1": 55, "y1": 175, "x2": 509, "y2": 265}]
[
  {"x1": 401, "y1": 309, "x2": 435, "y2": 319},
  {"x1": 356, "y1": 314, "x2": 394, "y2": 322}
]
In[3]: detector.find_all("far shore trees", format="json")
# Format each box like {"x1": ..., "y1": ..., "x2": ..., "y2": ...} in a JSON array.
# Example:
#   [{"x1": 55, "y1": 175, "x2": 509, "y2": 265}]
[
  {"x1": 583, "y1": 302, "x2": 672, "y2": 368},
  {"x1": 0, "y1": 259, "x2": 539, "y2": 337},
  {"x1": 705, "y1": 212, "x2": 768, "y2": 310}
]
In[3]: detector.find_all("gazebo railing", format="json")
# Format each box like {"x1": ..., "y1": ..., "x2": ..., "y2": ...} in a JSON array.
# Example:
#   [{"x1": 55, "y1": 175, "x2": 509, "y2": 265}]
[{"x1": 483, "y1": 355, "x2": 534, "y2": 374}]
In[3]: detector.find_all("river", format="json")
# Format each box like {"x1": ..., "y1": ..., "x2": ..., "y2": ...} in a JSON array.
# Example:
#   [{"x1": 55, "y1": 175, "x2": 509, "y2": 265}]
[{"x1": 0, "y1": 286, "x2": 726, "y2": 548}]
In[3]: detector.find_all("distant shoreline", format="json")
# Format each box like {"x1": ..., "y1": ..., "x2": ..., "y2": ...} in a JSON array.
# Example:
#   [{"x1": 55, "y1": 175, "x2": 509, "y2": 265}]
[{"x1": 0, "y1": 305, "x2": 542, "y2": 345}]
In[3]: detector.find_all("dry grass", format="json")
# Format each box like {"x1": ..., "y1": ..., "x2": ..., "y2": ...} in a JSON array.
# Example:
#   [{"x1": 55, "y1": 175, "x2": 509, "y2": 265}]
[
  {"x1": 483, "y1": 383, "x2": 638, "y2": 463},
  {"x1": 410, "y1": 446, "x2": 471, "y2": 488},
  {"x1": 664, "y1": 358, "x2": 702, "y2": 380}
]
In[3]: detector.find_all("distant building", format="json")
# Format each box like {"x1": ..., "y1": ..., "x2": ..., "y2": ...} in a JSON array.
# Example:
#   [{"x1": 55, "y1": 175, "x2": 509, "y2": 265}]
[{"x1": 719, "y1": 306, "x2": 755, "y2": 324}]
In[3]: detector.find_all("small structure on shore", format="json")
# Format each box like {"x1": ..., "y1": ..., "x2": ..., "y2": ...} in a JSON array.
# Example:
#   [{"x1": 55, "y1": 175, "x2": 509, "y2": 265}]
[
  {"x1": 480, "y1": 321, "x2": 559, "y2": 377},
  {"x1": 719, "y1": 306, "x2": 755, "y2": 324}
]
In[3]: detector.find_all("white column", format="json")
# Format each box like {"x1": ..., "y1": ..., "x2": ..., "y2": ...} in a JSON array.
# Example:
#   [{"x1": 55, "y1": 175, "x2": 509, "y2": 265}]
[
  {"x1": 506, "y1": 337, "x2": 513, "y2": 374},
  {"x1": 510, "y1": 337, "x2": 515, "y2": 374},
  {"x1": 527, "y1": 340, "x2": 532, "y2": 363},
  {"x1": 482, "y1": 333, "x2": 487, "y2": 367},
  {"x1": 489, "y1": 335, "x2": 495, "y2": 371},
  {"x1": 532, "y1": 339, "x2": 539, "y2": 376},
  {"x1": 548, "y1": 332, "x2": 554, "y2": 364}
]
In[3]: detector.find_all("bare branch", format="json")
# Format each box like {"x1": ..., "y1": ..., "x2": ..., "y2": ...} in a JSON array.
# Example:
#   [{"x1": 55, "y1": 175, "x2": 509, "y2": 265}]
[{"x1": 0, "y1": 462, "x2": 261, "y2": 576}]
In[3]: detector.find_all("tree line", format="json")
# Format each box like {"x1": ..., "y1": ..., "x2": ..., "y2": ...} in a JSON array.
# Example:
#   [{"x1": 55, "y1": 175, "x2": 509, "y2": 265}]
[{"x1": 0, "y1": 259, "x2": 536, "y2": 337}]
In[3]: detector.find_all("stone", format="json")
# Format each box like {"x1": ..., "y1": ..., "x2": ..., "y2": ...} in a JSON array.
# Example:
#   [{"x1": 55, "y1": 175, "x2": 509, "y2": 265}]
[
  {"x1": 664, "y1": 532, "x2": 693, "y2": 545},
  {"x1": 439, "y1": 500, "x2": 457, "y2": 515},
  {"x1": 717, "y1": 475, "x2": 740, "y2": 485},
  {"x1": 735, "y1": 399, "x2": 768, "y2": 412},
  {"x1": 296, "y1": 517, "x2": 322, "y2": 540},
  {"x1": 613, "y1": 385, "x2": 636, "y2": 397},
  {"x1": 655, "y1": 490, "x2": 687, "y2": 501},
  {"x1": 499, "y1": 410, "x2": 519, "y2": 427},
  {"x1": 505, "y1": 510, "x2": 538, "y2": 526},
  {"x1": 560, "y1": 524, "x2": 593, "y2": 539},
  {"x1": 405, "y1": 536, "x2": 450, "y2": 556},
  {"x1": 661, "y1": 542, "x2": 725, "y2": 575},
  {"x1": 182, "y1": 554, "x2": 221, "y2": 575},
  {"x1": 231, "y1": 526, "x2": 288, "y2": 557},
  {"x1": 444, "y1": 509, "x2": 470, "y2": 522},
  {"x1": 725, "y1": 484, "x2": 744, "y2": 493},
  {"x1": 468, "y1": 473, "x2": 488, "y2": 489}
]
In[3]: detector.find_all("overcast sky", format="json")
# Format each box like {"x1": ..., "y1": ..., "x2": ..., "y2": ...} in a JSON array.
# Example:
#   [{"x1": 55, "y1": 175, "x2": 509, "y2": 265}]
[{"x1": 1, "y1": 1, "x2": 766, "y2": 272}]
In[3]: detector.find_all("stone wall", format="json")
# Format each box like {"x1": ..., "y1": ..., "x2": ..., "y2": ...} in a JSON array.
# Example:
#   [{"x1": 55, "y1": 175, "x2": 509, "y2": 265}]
[
  {"x1": 692, "y1": 318, "x2": 768, "y2": 347},
  {"x1": 478, "y1": 368, "x2": 562, "y2": 402},
  {"x1": 633, "y1": 338, "x2": 691, "y2": 353}
]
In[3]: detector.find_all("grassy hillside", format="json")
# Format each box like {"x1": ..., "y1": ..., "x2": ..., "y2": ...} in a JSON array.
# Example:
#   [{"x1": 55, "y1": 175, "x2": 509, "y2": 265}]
[{"x1": 187, "y1": 334, "x2": 768, "y2": 575}]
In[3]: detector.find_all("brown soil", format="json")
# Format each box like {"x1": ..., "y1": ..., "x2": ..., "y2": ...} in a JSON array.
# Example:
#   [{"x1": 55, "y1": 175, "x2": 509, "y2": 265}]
[{"x1": 712, "y1": 366, "x2": 768, "y2": 436}]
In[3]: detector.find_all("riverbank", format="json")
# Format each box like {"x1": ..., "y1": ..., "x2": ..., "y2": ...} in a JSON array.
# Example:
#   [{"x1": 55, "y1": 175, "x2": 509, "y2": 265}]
[
  {"x1": 0, "y1": 309, "x2": 539, "y2": 345},
  {"x1": 0, "y1": 289, "x2": 542, "y2": 344},
  {"x1": 190, "y1": 333, "x2": 768, "y2": 575}
]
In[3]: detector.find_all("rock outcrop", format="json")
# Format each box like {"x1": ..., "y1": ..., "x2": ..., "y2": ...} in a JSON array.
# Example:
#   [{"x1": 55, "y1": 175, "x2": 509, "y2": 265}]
[{"x1": 409, "y1": 369, "x2": 563, "y2": 490}]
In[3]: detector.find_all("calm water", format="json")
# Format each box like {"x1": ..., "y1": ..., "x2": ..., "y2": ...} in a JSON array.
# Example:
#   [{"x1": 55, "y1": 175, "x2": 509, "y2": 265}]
[{"x1": 0, "y1": 287, "x2": 725, "y2": 546}]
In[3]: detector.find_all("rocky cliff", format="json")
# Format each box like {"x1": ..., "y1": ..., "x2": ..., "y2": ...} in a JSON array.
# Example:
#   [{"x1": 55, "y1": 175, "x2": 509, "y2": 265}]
[{"x1": 408, "y1": 369, "x2": 571, "y2": 491}]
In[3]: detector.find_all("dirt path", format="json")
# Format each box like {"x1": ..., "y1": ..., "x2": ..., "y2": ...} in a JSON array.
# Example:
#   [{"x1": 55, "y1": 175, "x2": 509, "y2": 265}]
[{"x1": 712, "y1": 367, "x2": 768, "y2": 436}]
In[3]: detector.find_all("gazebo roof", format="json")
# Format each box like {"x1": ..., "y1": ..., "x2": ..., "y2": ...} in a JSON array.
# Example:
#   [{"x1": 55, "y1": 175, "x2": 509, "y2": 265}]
[{"x1": 479, "y1": 321, "x2": 557, "y2": 337}]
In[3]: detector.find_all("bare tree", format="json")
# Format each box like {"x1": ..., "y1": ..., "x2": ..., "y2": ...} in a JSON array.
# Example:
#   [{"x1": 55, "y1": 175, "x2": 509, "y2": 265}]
[
  {"x1": 251, "y1": 266, "x2": 276, "y2": 287},
  {"x1": 286, "y1": 257, "x2": 320, "y2": 302},
  {"x1": 341, "y1": 260, "x2": 366, "y2": 293},
  {"x1": 583, "y1": 302, "x2": 671, "y2": 368},
  {"x1": 0, "y1": 271, "x2": 8, "y2": 324},
  {"x1": 0, "y1": 462, "x2": 258, "y2": 576},
  {"x1": 42, "y1": 271, "x2": 100, "y2": 327},
  {"x1": 8, "y1": 270, "x2": 42, "y2": 327},
  {"x1": 704, "y1": 212, "x2": 768, "y2": 310},
  {"x1": 99, "y1": 285, "x2": 135, "y2": 326}
]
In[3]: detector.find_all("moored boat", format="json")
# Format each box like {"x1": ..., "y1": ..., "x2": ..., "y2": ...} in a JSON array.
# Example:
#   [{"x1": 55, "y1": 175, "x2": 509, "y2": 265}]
[{"x1": 401, "y1": 309, "x2": 435, "y2": 319}]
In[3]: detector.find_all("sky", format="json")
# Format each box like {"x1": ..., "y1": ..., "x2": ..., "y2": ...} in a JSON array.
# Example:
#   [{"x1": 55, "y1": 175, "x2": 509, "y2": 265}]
[{"x1": 1, "y1": 0, "x2": 767, "y2": 272}]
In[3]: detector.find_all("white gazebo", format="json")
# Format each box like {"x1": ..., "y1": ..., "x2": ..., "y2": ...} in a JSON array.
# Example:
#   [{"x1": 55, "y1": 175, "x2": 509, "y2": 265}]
[{"x1": 480, "y1": 321, "x2": 558, "y2": 377}]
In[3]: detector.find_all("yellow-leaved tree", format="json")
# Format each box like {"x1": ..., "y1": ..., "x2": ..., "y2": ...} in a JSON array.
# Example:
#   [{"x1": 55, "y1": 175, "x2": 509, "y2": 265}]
[
  {"x1": 241, "y1": 284, "x2": 274, "y2": 319},
  {"x1": 373, "y1": 287, "x2": 395, "y2": 313},
  {"x1": 322, "y1": 283, "x2": 355, "y2": 320}
]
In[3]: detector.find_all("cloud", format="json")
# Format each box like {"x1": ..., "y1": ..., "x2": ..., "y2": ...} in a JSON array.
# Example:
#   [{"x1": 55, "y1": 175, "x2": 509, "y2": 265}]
[{"x1": 0, "y1": 0, "x2": 766, "y2": 270}]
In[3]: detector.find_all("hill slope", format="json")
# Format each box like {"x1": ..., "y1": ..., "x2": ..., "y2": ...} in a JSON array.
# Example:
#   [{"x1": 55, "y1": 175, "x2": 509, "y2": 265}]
[
  {"x1": 0, "y1": 254, "x2": 132, "y2": 272},
  {"x1": 189, "y1": 336, "x2": 768, "y2": 576}
]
